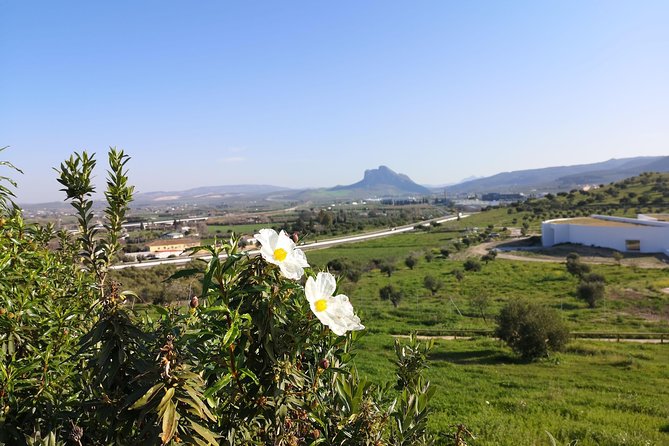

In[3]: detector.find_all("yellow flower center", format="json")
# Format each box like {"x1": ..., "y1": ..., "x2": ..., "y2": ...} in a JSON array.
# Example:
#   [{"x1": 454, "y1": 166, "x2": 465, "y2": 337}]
[
  {"x1": 314, "y1": 299, "x2": 328, "y2": 312},
  {"x1": 273, "y1": 248, "x2": 287, "y2": 262}
]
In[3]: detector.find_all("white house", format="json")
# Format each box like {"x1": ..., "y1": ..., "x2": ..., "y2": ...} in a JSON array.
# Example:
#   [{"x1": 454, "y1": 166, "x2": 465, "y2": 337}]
[{"x1": 541, "y1": 214, "x2": 669, "y2": 256}]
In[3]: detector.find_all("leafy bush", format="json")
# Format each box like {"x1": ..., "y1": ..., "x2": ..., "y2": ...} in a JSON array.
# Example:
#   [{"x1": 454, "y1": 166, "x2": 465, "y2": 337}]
[
  {"x1": 326, "y1": 257, "x2": 363, "y2": 282},
  {"x1": 496, "y1": 300, "x2": 569, "y2": 360},
  {"x1": 380, "y1": 284, "x2": 404, "y2": 308},
  {"x1": 463, "y1": 258, "x2": 482, "y2": 272},
  {"x1": 423, "y1": 275, "x2": 444, "y2": 296},
  {"x1": 577, "y1": 278, "x2": 606, "y2": 308},
  {"x1": 481, "y1": 249, "x2": 497, "y2": 264},
  {"x1": 1, "y1": 149, "x2": 437, "y2": 445},
  {"x1": 379, "y1": 261, "x2": 397, "y2": 277},
  {"x1": 565, "y1": 252, "x2": 591, "y2": 278},
  {"x1": 470, "y1": 293, "x2": 490, "y2": 322}
]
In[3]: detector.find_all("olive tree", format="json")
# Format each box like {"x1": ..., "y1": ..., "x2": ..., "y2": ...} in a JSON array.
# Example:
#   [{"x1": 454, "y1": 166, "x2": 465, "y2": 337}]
[{"x1": 496, "y1": 300, "x2": 569, "y2": 360}]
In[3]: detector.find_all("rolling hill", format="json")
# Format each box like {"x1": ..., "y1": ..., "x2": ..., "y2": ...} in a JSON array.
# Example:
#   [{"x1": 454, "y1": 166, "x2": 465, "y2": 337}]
[
  {"x1": 445, "y1": 156, "x2": 669, "y2": 195},
  {"x1": 330, "y1": 165, "x2": 430, "y2": 196}
]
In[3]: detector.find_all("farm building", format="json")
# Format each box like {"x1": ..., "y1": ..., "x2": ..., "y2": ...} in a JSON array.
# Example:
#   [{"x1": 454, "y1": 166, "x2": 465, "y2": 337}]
[
  {"x1": 146, "y1": 238, "x2": 200, "y2": 253},
  {"x1": 541, "y1": 214, "x2": 669, "y2": 255}
]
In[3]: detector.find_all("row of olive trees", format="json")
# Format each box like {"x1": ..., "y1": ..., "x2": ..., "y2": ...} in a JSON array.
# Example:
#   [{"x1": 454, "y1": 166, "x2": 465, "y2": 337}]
[{"x1": 565, "y1": 253, "x2": 606, "y2": 308}]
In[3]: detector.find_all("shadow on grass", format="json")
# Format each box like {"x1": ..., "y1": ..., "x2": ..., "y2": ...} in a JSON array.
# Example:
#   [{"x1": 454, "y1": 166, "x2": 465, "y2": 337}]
[
  {"x1": 429, "y1": 349, "x2": 521, "y2": 365},
  {"x1": 554, "y1": 302, "x2": 581, "y2": 310}
]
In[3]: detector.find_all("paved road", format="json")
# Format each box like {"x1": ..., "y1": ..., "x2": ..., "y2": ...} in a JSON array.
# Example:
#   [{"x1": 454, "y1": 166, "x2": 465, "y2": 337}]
[{"x1": 110, "y1": 214, "x2": 468, "y2": 270}]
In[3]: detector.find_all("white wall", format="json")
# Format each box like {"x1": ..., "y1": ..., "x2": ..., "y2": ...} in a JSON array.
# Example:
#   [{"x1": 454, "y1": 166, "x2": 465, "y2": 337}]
[{"x1": 542, "y1": 221, "x2": 669, "y2": 253}]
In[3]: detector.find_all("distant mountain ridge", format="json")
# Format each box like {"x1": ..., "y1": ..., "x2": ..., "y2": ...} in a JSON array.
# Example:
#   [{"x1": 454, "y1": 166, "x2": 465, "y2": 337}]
[
  {"x1": 330, "y1": 165, "x2": 431, "y2": 196},
  {"x1": 445, "y1": 156, "x2": 669, "y2": 194},
  {"x1": 36, "y1": 156, "x2": 667, "y2": 208},
  {"x1": 133, "y1": 184, "x2": 291, "y2": 204}
]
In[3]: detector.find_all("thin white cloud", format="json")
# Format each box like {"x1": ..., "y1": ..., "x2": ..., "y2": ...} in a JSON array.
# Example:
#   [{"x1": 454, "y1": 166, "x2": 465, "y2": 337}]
[{"x1": 218, "y1": 156, "x2": 245, "y2": 164}]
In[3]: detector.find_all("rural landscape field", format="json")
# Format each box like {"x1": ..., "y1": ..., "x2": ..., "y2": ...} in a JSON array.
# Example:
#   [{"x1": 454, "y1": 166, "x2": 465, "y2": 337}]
[
  {"x1": 114, "y1": 175, "x2": 669, "y2": 445},
  {"x1": 3, "y1": 2, "x2": 669, "y2": 445},
  {"x1": 4, "y1": 156, "x2": 669, "y2": 445}
]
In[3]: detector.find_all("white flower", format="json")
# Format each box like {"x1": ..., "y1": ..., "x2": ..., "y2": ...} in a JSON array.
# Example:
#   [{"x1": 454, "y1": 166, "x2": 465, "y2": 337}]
[
  {"x1": 305, "y1": 272, "x2": 365, "y2": 336},
  {"x1": 254, "y1": 228, "x2": 309, "y2": 280}
]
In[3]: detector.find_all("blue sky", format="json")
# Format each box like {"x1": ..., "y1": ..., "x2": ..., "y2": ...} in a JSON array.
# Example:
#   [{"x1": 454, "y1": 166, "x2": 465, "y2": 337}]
[{"x1": 1, "y1": 1, "x2": 668, "y2": 203}]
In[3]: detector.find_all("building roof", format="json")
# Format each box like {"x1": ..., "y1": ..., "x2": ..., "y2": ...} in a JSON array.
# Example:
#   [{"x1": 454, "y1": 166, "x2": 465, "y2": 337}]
[
  {"x1": 547, "y1": 215, "x2": 669, "y2": 228},
  {"x1": 550, "y1": 217, "x2": 646, "y2": 228},
  {"x1": 645, "y1": 214, "x2": 669, "y2": 222},
  {"x1": 146, "y1": 237, "x2": 200, "y2": 247}
]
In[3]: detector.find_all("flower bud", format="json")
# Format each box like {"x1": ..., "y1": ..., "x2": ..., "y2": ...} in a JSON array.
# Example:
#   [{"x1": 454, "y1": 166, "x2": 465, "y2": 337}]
[
  {"x1": 291, "y1": 232, "x2": 299, "y2": 243},
  {"x1": 189, "y1": 296, "x2": 199, "y2": 309},
  {"x1": 319, "y1": 358, "x2": 330, "y2": 370}
]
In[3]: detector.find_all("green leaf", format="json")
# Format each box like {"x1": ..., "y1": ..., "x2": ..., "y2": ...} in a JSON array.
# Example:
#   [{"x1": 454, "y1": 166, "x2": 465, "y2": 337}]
[
  {"x1": 153, "y1": 305, "x2": 170, "y2": 317},
  {"x1": 120, "y1": 290, "x2": 139, "y2": 301},
  {"x1": 129, "y1": 383, "x2": 165, "y2": 410},
  {"x1": 190, "y1": 419, "x2": 219, "y2": 445},
  {"x1": 238, "y1": 368, "x2": 259, "y2": 385},
  {"x1": 183, "y1": 385, "x2": 215, "y2": 421},
  {"x1": 203, "y1": 374, "x2": 232, "y2": 399},
  {"x1": 161, "y1": 399, "x2": 178, "y2": 444},
  {"x1": 158, "y1": 387, "x2": 176, "y2": 415},
  {"x1": 222, "y1": 323, "x2": 240, "y2": 348},
  {"x1": 202, "y1": 305, "x2": 229, "y2": 314}
]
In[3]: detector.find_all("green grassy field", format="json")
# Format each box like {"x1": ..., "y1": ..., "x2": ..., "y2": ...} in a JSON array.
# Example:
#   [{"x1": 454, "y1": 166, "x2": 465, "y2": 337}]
[
  {"x1": 306, "y1": 227, "x2": 669, "y2": 334},
  {"x1": 117, "y1": 182, "x2": 669, "y2": 443},
  {"x1": 205, "y1": 223, "x2": 263, "y2": 236},
  {"x1": 354, "y1": 335, "x2": 669, "y2": 445},
  {"x1": 301, "y1": 219, "x2": 669, "y2": 444}
]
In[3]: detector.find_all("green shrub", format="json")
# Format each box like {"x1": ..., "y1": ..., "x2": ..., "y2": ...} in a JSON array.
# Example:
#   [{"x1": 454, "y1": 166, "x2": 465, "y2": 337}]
[
  {"x1": 380, "y1": 284, "x2": 404, "y2": 308},
  {"x1": 565, "y1": 252, "x2": 591, "y2": 278},
  {"x1": 463, "y1": 258, "x2": 482, "y2": 272},
  {"x1": 496, "y1": 300, "x2": 570, "y2": 360},
  {"x1": 577, "y1": 280, "x2": 606, "y2": 308},
  {"x1": 423, "y1": 275, "x2": 444, "y2": 296},
  {"x1": 1, "y1": 149, "x2": 437, "y2": 445},
  {"x1": 380, "y1": 261, "x2": 397, "y2": 277}
]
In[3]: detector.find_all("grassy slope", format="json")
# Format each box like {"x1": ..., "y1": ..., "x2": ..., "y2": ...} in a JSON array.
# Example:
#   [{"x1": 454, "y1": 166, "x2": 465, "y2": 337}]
[
  {"x1": 302, "y1": 193, "x2": 669, "y2": 444},
  {"x1": 354, "y1": 335, "x2": 669, "y2": 446},
  {"x1": 307, "y1": 220, "x2": 669, "y2": 334}
]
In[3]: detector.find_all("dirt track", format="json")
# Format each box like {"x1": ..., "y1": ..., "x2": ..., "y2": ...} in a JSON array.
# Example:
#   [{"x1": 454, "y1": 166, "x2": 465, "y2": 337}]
[
  {"x1": 393, "y1": 335, "x2": 668, "y2": 344},
  {"x1": 458, "y1": 237, "x2": 669, "y2": 269}
]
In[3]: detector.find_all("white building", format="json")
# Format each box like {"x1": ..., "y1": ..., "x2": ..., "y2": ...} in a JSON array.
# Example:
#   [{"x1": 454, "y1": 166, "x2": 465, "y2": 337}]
[{"x1": 541, "y1": 214, "x2": 669, "y2": 256}]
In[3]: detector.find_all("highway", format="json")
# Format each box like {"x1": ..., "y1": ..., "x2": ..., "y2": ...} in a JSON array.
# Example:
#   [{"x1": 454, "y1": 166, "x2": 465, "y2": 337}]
[{"x1": 109, "y1": 214, "x2": 469, "y2": 270}]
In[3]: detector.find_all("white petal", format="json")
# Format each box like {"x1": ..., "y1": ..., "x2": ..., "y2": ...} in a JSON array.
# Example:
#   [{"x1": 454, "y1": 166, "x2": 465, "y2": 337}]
[
  {"x1": 328, "y1": 319, "x2": 348, "y2": 336},
  {"x1": 276, "y1": 230, "x2": 296, "y2": 252},
  {"x1": 255, "y1": 228, "x2": 278, "y2": 249},
  {"x1": 315, "y1": 272, "x2": 337, "y2": 299},
  {"x1": 312, "y1": 303, "x2": 335, "y2": 326},
  {"x1": 291, "y1": 248, "x2": 310, "y2": 268},
  {"x1": 279, "y1": 261, "x2": 305, "y2": 280},
  {"x1": 260, "y1": 245, "x2": 278, "y2": 265},
  {"x1": 304, "y1": 276, "x2": 318, "y2": 303},
  {"x1": 327, "y1": 295, "x2": 365, "y2": 333},
  {"x1": 330, "y1": 294, "x2": 354, "y2": 316}
]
